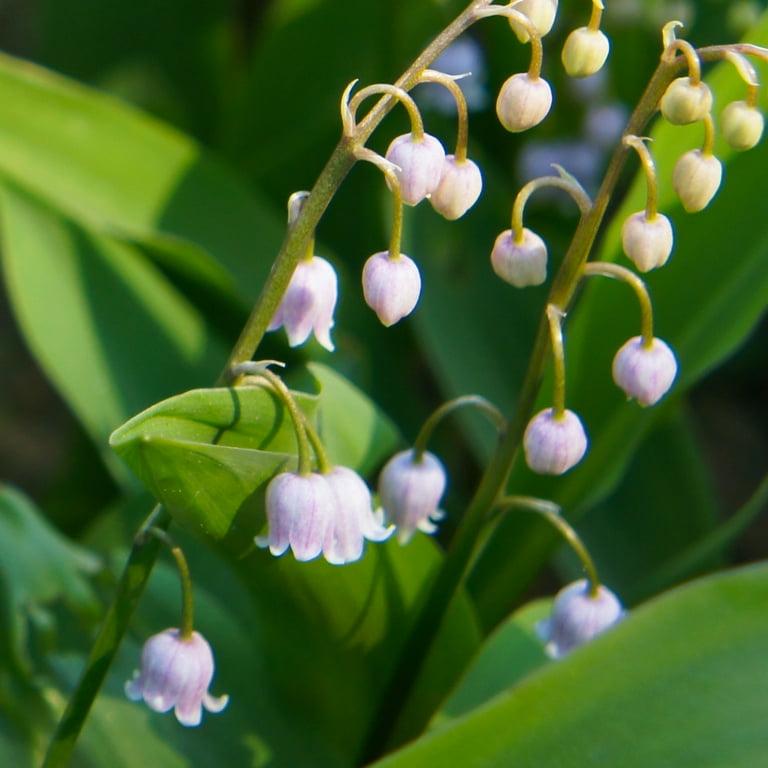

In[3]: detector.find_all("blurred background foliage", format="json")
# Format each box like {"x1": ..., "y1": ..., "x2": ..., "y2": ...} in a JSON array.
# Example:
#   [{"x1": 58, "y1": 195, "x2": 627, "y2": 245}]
[{"x1": 0, "y1": 0, "x2": 767, "y2": 766}]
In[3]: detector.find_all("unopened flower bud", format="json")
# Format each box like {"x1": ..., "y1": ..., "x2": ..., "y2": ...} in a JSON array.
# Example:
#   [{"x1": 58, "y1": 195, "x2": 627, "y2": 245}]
[
  {"x1": 260, "y1": 472, "x2": 335, "y2": 562},
  {"x1": 268, "y1": 255, "x2": 338, "y2": 351},
  {"x1": 430, "y1": 155, "x2": 483, "y2": 220},
  {"x1": 362, "y1": 251, "x2": 422, "y2": 326},
  {"x1": 490, "y1": 228, "x2": 548, "y2": 287},
  {"x1": 496, "y1": 73, "x2": 553, "y2": 133},
  {"x1": 621, "y1": 211, "x2": 674, "y2": 272},
  {"x1": 538, "y1": 579, "x2": 624, "y2": 658},
  {"x1": 509, "y1": 0, "x2": 559, "y2": 42},
  {"x1": 660, "y1": 77, "x2": 713, "y2": 125},
  {"x1": 378, "y1": 449, "x2": 447, "y2": 544},
  {"x1": 385, "y1": 132, "x2": 446, "y2": 205},
  {"x1": 524, "y1": 408, "x2": 588, "y2": 475},
  {"x1": 720, "y1": 101, "x2": 765, "y2": 151},
  {"x1": 672, "y1": 149, "x2": 722, "y2": 212},
  {"x1": 125, "y1": 629, "x2": 229, "y2": 726},
  {"x1": 561, "y1": 27, "x2": 610, "y2": 78},
  {"x1": 612, "y1": 336, "x2": 678, "y2": 406}
]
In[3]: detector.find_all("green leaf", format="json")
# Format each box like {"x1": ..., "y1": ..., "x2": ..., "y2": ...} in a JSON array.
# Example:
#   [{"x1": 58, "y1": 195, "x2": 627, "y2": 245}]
[
  {"x1": 371, "y1": 563, "x2": 768, "y2": 768},
  {"x1": 0, "y1": 182, "x2": 224, "y2": 478},
  {"x1": 109, "y1": 385, "x2": 318, "y2": 546},
  {"x1": 0, "y1": 485, "x2": 100, "y2": 674}
]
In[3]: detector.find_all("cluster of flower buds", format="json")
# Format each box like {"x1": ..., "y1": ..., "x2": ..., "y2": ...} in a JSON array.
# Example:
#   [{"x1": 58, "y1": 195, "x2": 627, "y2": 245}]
[{"x1": 538, "y1": 578, "x2": 625, "y2": 658}]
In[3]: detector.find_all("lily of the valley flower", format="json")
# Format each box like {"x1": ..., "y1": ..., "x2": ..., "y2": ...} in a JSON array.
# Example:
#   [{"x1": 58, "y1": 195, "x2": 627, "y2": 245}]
[
  {"x1": 125, "y1": 629, "x2": 228, "y2": 727},
  {"x1": 362, "y1": 251, "x2": 422, "y2": 326},
  {"x1": 378, "y1": 449, "x2": 447, "y2": 544},
  {"x1": 538, "y1": 579, "x2": 625, "y2": 658},
  {"x1": 523, "y1": 407, "x2": 588, "y2": 475},
  {"x1": 268, "y1": 255, "x2": 338, "y2": 351}
]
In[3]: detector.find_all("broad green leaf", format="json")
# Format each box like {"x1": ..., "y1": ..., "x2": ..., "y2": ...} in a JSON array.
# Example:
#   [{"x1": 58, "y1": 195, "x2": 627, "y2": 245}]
[
  {"x1": 0, "y1": 50, "x2": 283, "y2": 297},
  {"x1": 0, "y1": 485, "x2": 100, "y2": 674},
  {"x1": 372, "y1": 563, "x2": 768, "y2": 768},
  {"x1": 0, "y1": 182, "x2": 224, "y2": 478},
  {"x1": 109, "y1": 385, "x2": 318, "y2": 546}
]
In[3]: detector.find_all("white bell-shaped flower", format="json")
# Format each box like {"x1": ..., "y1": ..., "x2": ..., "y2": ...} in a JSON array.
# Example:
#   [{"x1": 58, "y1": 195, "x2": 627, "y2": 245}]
[
  {"x1": 430, "y1": 155, "x2": 483, "y2": 220},
  {"x1": 268, "y1": 255, "x2": 338, "y2": 351},
  {"x1": 491, "y1": 228, "x2": 548, "y2": 287},
  {"x1": 621, "y1": 211, "x2": 674, "y2": 272},
  {"x1": 125, "y1": 629, "x2": 229, "y2": 727},
  {"x1": 561, "y1": 27, "x2": 610, "y2": 78},
  {"x1": 660, "y1": 77, "x2": 713, "y2": 125},
  {"x1": 720, "y1": 101, "x2": 764, "y2": 151},
  {"x1": 538, "y1": 579, "x2": 625, "y2": 658},
  {"x1": 362, "y1": 251, "x2": 422, "y2": 327},
  {"x1": 509, "y1": 0, "x2": 559, "y2": 42},
  {"x1": 612, "y1": 336, "x2": 678, "y2": 406},
  {"x1": 672, "y1": 149, "x2": 722, "y2": 212},
  {"x1": 378, "y1": 449, "x2": 447, "y2": 545},
  {"x1": 385, "y1": 132, "x2": 446, "y2": 205},
  {"x1": 496, "y1": 73, "x2": 553, "y2": 133},
  {"x1": 524, "y1": 407, "x2": 588, "y2": 475}
]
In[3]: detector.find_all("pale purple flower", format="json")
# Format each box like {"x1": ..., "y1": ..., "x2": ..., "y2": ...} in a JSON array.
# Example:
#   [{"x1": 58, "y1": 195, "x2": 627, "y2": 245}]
[
  {"x1": 385, "y1": 132, "x2": 446, "y2": 205},
  {"x1": 612, "y1": 336, "x2": 678, "y2": 406},
  {"x1": 323, "y1": 466, "x2": 393, "y2": 564},
  {"x1": 258, "y1": 471, "x2": 335, "y2": 561},
  {"x1": 268, "y1": 255, "x2": 337, "y2": 351},
  {"x1": 524, "y1": 407, "x2": 588, "y2": 475},
  {"x1": 378, "y1": 449, "x2": 447, "y2": 544},
  {"x1": 491, "y1": 228, "x2": 548, "y2": 287},
  {"x1": 125, "y1": 629, "x2": 228, "y2": 727},
  {"x1": 496, "y1": 73, "x2": 552, "y2": 133},
  {"x1": 430, "y1": 155, "x2": 483, "y2": 220},
  {"x1": 362, "y1": 251, "x2": 422, "y2": 326},
  {"x1": 537, "y1": 579, "x2": 625, "y2": 658},
  {"x1": 621, "y1": 211, "x2": 674, "y2": 272}
]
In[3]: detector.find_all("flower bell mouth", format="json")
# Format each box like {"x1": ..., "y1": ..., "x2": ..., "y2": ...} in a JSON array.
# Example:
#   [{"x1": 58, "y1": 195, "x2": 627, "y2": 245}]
[{"x1": 125, "y1": 629, "x2": 229, "y2": 727}]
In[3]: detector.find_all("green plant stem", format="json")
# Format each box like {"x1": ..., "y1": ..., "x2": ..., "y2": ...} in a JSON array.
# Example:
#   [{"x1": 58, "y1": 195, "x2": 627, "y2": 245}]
[
  {"x1": 41, "y1": 505, "x2": 170, "y2": 768},
  {"x1": 361, "y1": 39, "x2": 700, "y2": 764}
]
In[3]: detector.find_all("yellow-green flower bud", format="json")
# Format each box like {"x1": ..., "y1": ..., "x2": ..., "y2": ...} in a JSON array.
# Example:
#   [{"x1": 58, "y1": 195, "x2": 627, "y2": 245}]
[
  {"x1": 720, "y1": 101, "x2": 765, "y2": 151},
  {"x1": 660, "y1": 77, "x2": 713, "y2": 125},
  {"x1": 672, "y1": 150, "x2": 722, "y2": 212},
  {"x1": 561, "y1": 27, "x2": 610, "y2": 78}
]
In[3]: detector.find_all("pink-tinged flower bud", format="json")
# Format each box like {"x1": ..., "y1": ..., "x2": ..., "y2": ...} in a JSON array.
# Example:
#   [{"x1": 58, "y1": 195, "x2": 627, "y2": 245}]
[
  {"x1": 267, "y1": 256, "x2": 337, "y2": 351},
  {"x1": 385, "y1": 132, "x2": 446, "y2": 206},
  {"x1": 259, "y1": 472, "x2": 335, "y2": 561},
  {"x1": 490, "y1": 228, "x2": 548, "y2": 287},
  {"x1": 612, "y1": 336, "x2": 678, "y2": 406},
  {"x1": 430, "y1": 155, "x2": 483, "y2": 220},
  {"x1": 621, "y1": 211, "x2": 674, "y2": 272},
  {"x1": 323, "y1": 466, "x2": 392, "y2": 565},
  {"x1": 660, "y1": 77, "x2": 713, "y2": 125},
  {"x1": 378, "y1": 449, "x2": 446, "y2": 545},
  {"x1": 561, "y1": 27, "x2": 610, "y2": 78},
  {"x1": 496, "y1": 73, "x2": 553, "y2": 133},
  {"x1": 538, "y1": 579, "x2": 624, "y2": 658},
  {"x1": 509, "y1": 0, "x2": 559, "y2": 42},
  {"x1": 362, "y1": 251, "x2": 422, "y2": 327},
  {"x1": 720, "y1": 101, "x2": 764, "y2": 151},
  {"x1": 672, "y1": 150, "x2": 722, "y2": 212},
  {"x1": 524, "y1": 408, "x2": 588, "y2": 475},
  {"x1": 125, "y1": 629, "x2": 229, "y2": 727}
]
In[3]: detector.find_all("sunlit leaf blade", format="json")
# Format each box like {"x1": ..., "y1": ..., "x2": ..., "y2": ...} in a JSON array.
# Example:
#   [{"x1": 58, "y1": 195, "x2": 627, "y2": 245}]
[
  {"x1": 372, "y1": 564, "x2": 768, "y2": 768},
  {"x1": 0, "y1": 486, "x2": 100, "y2": 674}
]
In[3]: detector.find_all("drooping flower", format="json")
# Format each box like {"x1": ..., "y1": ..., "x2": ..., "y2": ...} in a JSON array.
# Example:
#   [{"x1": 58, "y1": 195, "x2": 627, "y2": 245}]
[
  {"x1": 323, "y1": 466, "x2": 393, "y2": 564},
  {"x1": 362, "y1": 251, "x2": 422, "y2": 326},
  {"x1": 509, "y1": 0, "x2": 559, "y2": 42},
  {"x1": 430, "y1": 155, "x2": 483, "y2": 220},
  {"x1": 385, "y1": 132, "x2": 446, "y2": 205},
  {"x1": 378, "y1": 449, "x2": 447, "y2": 545},
  {"x1": 672, "y1": 149, "x2": 722, "y2": 212},
  {"x1": 268, "y1": 255, "x2": 338, "y2": 351},
  {"x1": 621, "y1": 211, "x2": 674, "y2": 272},
  {"x1": 720, "y1": 100, "x2": 764, "y2": 151},
  {"x1": 660, "y1": 77, "x2": 713, "y2": 125},
  {"x1": 491, "y1": 228, "x2": 548, "y2": 287},
  {"x1": 496, "y1": 73, "x2": 553, "y2": 133},
  {"x1": 258, "y1": 471, "x2": 335, "y2": 561},
  {"x1": 125, "y1": 629, "x2": 229, "y2": 727},
  {"x1": 523, "y1": 407, "x2": 588, "y2": 475},
  {"x1": 612, "y1": 336, "x2": 678, "y2": 406},
  {"x1": 537, "y1": 579, "x2": 625, "y2": 658},
  {"x1": 561, "y1": 27, "x2": 610, "y2": 78}
]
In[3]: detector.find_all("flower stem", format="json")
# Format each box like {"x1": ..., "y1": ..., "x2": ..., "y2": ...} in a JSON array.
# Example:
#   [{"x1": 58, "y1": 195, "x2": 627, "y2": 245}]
[{"x1": 546, "y1": 304, "x2": 568, "y2": 418}]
